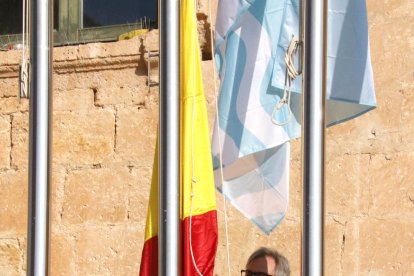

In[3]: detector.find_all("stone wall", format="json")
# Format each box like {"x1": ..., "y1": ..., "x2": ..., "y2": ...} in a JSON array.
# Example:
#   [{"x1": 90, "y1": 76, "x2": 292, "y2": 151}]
[{"x1": 0, "y1": 0, "x2": 413, "y2": 275}]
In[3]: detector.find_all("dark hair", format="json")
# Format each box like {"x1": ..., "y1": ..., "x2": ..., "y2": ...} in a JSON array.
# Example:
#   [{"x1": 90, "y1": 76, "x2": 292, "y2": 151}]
[{"x1": 246, "y1": 247, "x2": 290, "y2": 276}]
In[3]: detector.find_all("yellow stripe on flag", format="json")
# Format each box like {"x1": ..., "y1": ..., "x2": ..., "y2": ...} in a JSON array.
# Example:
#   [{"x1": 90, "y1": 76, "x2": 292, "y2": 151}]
[
  {"x1": 180, "y1": 0, "x2": 216, "y2": 220},
  {"x1": 141, "y1": 0, "x2": 218, "y2": 274},
  {"x1": 144, "y1": 140, "x2": 159, "y2": 241},
  {"x1": 143, "y1": 0, "x2": 216, "y2": 238}
]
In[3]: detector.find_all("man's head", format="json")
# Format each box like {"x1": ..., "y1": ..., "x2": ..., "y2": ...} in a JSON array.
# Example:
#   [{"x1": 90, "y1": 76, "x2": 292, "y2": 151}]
[{"x1": 244, "y1": 247, "x2": 290, "y2": 276}]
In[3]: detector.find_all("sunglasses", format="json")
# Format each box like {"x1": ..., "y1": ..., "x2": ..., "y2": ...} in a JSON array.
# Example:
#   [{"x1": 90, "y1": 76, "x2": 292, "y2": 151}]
[{"x1": 240, "y1": 269, "x2": 273, "y2": 276}]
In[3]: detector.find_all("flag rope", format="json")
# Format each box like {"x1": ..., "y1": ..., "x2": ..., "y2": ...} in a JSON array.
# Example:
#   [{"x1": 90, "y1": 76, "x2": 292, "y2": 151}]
[
  {"x1": 271, "y1": 36, "x2": 301, "y2": 126},
  {"x1": 189, "y1": 177, "x2": 203, "y2": 276},
  {"x1": 188, "y1": 0, "x2": 208, "y2": 275},
  {"x1": 208, "y1": 0, "x2": 232, "y2": 275},
  {"x1": 20, "y1": 0, "x2": 30, "y2": 100}
]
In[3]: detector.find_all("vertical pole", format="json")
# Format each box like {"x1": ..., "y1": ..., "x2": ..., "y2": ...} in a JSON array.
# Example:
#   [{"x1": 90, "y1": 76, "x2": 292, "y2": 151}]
[
  {"x1": 301, "y1": 0, "x2": 327, "y2": 275},
  {"x1": 159, "y1": 0, "x2": 180, "y2": 274},
  {"x1": 27, "y1": 0, "x2": 53, "y2": 275}
]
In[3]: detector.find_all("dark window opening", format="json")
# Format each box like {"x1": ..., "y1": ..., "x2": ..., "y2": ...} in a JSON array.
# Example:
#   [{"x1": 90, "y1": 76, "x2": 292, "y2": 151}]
[
  {"x1": 0, "y1": 0, "x2": 23, "y2": 35},
  {"x1": 83, "y1": 0, "x2": 157, "y2": 28},
  {"x1": 0, "y1": 0, "x2": 59, "y2": 35},
  {"x1": 0, "y1": 0, "x2": 158, "y2": 48}
]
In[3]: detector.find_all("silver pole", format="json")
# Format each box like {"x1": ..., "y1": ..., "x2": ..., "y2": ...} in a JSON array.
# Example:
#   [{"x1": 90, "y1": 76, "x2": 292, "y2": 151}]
[
  {"x1": 27, "y1": 0, "x2": 53, "y2": 275},
  {"x1": 158, "y1": 0, "x2": 180, "y2": 274},
  {"x1": 301, "y1": 0, "x2": 327, "y2": 275}
]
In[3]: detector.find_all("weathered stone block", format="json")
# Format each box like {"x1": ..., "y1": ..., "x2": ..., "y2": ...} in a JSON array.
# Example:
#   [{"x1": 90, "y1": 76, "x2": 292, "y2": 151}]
[
  {"x1": 49, "y1": 167, "x2": 67, "y2": 226},
  {"x1": 341, "y1": 220, "x2": 361, "y2": 276},
  {"x1": 49, "y1": 233, "x2": 76, "y2": 276},
  {"x1": 99, "y1": 69, "x2": 147, "y2": 91},
  {"x1": 358, "y1": 219, "x2": 414, "y2": 275},
  {"x1": 288, "y1": 143, "x2": 302, "y2": 219},
  {"x1": 362, "y1": 152, "x2": 414, "y2": 217},
  {"x1": 0, "y1": 115, "x2": 10, "y2": 169},
  {"x1": 326, "y1": 117, "x2": 377, "y2": 156},
  {"x1": 54, "y1": 45, "x2": 79, "y2": 62},
  {"x1": 72, "y1": 71, "x2": 110, "y2": 91},
  {"x1": 0, "y1": 50, "x2": 20, "y2": 66},
  {"x1": 197, "y1": 0, "x2": 218, "y2": 23},
  {"x1": 0, "y1": 97, "x2": 28, "y2": 115},
  {"x1": 127, "y1": 166, "x2": 152, "y2": 223},
  {"x1": 54, "y1": 88, "x2": 94, "y2": 112},
  {"x1": 76, "y1": 227, "x2": 141, "y2": 275},
  {"x1": 53, "y1": 73, "x2": 78, "y2": 92},
  {"x1": 0, "y1": 97, "x2": 19, "y2": 114},
  {"x1": 369, "y1": 18, "x2": 413, "y2": 87},
  {"x1": 77, "y1": 38, "x2": 140, "y2": 60},
  {"x1": 62, "y1": 167, "x2": 133, "y2": 225},
  {"x1": 0, "y1": 78, "x2": 18, "y2": 98},
  {"x1": 324, "y1": 218, "x2": 346, "y2": 276},
  {"x1": 325, "y1": 153, "x2": 371, "y2": 216},
  {"x1": 0, "y1": 170, "x2": 27, "y2": 235},
  {"x1": 17, "y1": 238, "x2": 26, "y2": 270},
  {"x1": 11, "y1": 112, "x2": 29, "y2": 169},
  {"x1": 201, "y1": 60, "x2": 220, "y2": 129},
  {"x1": 116, "y1": 106, "x2": 158, "y2": 165},
  {"x1": 400, "y1": 87, "x2": 414, "y2": 124},
  {"x1": 107, "y1": 36, "x2": 141, "y2": 57},
  {"x1": 53, "y1": 109, "x2": 115, "y2": 165},
  {"x1": 360, "y1": 121, "x2": 406, "y2": 156},
  {"x1": 78, "y1": 43, "x2": 110, "y2": 60},
  {"x1": 368, "y1": 0, "x2": 413, "y2": 21},
  {"x1": 94, "y1": 83, "x2": 147, "y2": 107},
  {"x1": 72, "y1": 68, "x2": 147, "y2": 94},
  {"x1": 0, "y1": 239, "x2": 21, "y2": 276}
]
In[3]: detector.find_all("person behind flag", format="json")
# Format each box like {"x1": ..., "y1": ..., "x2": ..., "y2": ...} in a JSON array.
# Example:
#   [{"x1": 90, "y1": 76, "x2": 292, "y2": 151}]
[{"x1": 242, "y1": 247, "x2": 290, "y2": 276}]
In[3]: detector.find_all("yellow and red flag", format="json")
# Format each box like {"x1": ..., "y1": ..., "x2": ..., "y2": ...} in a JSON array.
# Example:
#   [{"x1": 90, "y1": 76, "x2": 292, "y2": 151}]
[{"x1": 139, "y1": 0, "x2": 218, "y2": 274}]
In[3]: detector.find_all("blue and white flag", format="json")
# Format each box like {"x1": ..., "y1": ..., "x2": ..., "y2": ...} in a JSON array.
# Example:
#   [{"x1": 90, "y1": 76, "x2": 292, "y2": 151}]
[{"x1": 212, "y1": 0, "x2": 376, "y2": 234}]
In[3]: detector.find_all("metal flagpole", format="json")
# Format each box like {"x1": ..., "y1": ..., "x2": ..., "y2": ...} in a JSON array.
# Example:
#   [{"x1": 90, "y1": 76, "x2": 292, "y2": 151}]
[
  {"x1": 27, "y1": 0, "x2": 53, "y2": 275},
  {"x1": 301, "y1": 0, "x2": 327, "y2": 275},
  {"x1": 158, "y1": 0, "x2": 180, "y2": 274}
]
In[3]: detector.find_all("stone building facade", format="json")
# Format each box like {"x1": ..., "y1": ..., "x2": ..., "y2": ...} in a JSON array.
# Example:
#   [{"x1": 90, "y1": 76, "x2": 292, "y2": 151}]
[{"x1": 0, "y1": 0, "x2": 413, "y2": 275}]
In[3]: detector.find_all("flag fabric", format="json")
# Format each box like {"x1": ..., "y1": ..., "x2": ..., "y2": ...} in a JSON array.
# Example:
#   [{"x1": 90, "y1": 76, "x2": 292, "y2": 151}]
[
  {"x1": 212, "y1": 0, "x2": 376, "y2": 234},
  {"x1": 139, "y1": 0, "x2": 218, "y2": 274}
]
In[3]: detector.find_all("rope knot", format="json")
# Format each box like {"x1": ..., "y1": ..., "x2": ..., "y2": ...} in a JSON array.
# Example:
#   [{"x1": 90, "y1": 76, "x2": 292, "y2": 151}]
[{"x1": 271, "y1": 36, "x2": 301, "y2": 126}]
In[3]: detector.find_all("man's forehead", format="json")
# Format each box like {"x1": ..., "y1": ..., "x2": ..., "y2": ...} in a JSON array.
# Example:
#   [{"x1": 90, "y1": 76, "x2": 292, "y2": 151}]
[{"x1": 246, "y1": 255, "x2": 276, "y2": 275}]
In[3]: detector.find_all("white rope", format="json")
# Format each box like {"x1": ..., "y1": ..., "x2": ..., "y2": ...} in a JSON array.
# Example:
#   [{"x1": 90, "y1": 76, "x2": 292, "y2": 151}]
[
  {"x1": 208, "y1": 0, "x2": 232, "y2": 275},
  {"x1": 188, "y1": 0, "x2": 204, "y2": 275},
  {"x1": 20, "y1": 0, "x2": 30, "y2": 99},
  {"x1": 189, "y1": 180, "x2": 203, "y2": 276},
  {"x1": 271, "y1": 36, "x2": 300, "y2": 126}
]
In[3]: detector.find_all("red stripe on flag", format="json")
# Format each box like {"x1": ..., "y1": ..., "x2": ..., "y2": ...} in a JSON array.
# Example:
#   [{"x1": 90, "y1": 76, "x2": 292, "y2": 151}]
[
  {"x1": 139, "y1": 210, "x2": 217, "y2": 275},
  {"x1": 182, "y1": 210, "x2": 218, "y2": 276},
  {"x1": 139, "y1": 236, "x2": 158, "y2": 276}
]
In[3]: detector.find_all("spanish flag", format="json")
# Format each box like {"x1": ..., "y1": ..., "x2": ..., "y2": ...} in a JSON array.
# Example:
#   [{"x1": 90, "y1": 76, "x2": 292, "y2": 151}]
[{"x1": 139, "y1": 0, "x2": 218, "y2": 274}]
